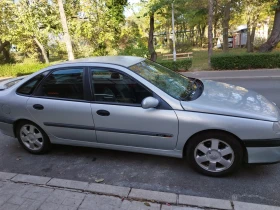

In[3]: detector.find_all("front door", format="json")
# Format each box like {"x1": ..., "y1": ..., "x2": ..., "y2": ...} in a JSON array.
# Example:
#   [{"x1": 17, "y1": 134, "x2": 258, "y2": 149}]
[
  {"x1": 90, "y1": 67, "x2": 178, "y2": 150},
  {"x1": 26, "y1": 68, "x2": 96, "y2": 142}
]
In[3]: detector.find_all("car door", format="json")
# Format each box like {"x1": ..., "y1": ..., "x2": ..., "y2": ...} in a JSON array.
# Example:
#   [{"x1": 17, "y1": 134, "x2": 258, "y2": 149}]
[
  {"x1": 90, "y1": 67, "x2": 178, "y2": 150},
  {"x1": 26, "y1": 67, "x2": 96, "y2": 142}
]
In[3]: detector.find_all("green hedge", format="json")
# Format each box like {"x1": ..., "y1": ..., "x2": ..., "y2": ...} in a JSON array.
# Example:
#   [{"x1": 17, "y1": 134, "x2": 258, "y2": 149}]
[
  {"x1": 0, "y1": 63, "x2": 49, "y2": 77},
  {"x1": 157, "y1": 59, "x2": 192, "y2": 71},
  {"x1": 211, "y1": 53, "x2": 280, "y2": 70}
]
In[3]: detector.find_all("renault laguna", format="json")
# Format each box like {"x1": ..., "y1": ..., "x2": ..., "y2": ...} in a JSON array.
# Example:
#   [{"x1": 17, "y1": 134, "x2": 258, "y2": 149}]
[{"x1": 0, "y1": 56, "x2": 280, "y2": 176}]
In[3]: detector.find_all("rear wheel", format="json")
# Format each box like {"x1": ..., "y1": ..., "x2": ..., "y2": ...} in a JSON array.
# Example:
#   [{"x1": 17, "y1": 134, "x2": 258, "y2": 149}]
[
  {"x1": 16, "y1": 121, "x2": 51, "y2": 154},
  {"x1": 187, "y1": 132, "x2": 243, "y2": 176}
]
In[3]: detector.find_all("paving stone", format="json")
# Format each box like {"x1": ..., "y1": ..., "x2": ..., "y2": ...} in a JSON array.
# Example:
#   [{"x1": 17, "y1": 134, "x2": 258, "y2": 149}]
[
  {"x1": 62, "y1": 197, "x2": 84, "y2": 207},
  {"x1": 233, "y1": 201, "x2": 280, "y2": 210},
  {"x1": 39, "y1": 202, "x2": 59, "y2": 210},
  {"x1": 12, "y1": 174, "x2": 51, "y2": 185},
  {"x1": 79, "y1": 194, "x2": 122, "y2": 210},
  {"x1": 86, "y1": 183, "x2": 130, "y2": 197},
  {"x1": 120, "y1": 200, "x2": 161, "y2": 210},
  {"x1": 57, "y1": 205, "x2": 78, "y2": 210},
  {"x1": 22, "y1": 186, "x2": 53, "y2": 201},
  {"x1": 17, "y1": 199, "x2": 43, "y2": 210},
  {"x1": 0, "y1": 194, "x2": 13, "y2": 206},
  {"x1": 46, "y1": 189, "x2": 85, "y2": 205},
  {"x1": 47, "y1": 178, "x2": 88, "y2": 190},
  {"x1": 161, "y1": 205, "x2": 204, "y2": 210},
  {"x1": 7, "y1": 195, "x2": 27, "y2": 205},
  {"x1": 0, "y1": 172, "x2": 17, "y2": 181},
  {"x1": 0, "y1": 203, "x2": 20, "y2": 210},
  {"x1": 129, "y1": 189, "x2": 177, "y2": 204},
  {"x1": 0, "y1": 182, "x2": 30, "y2": 197},
  {"x1": 179, "y1": 195, "x2": 232, "y2": 210}
]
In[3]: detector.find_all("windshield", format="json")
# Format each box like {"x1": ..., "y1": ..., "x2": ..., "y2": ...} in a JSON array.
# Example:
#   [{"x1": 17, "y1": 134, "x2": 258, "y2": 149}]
[{"x1": 129, "y1": 59, "x2": 194, "y2": 100}]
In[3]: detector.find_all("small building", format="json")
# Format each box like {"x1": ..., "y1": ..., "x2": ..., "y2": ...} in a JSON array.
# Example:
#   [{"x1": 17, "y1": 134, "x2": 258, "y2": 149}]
[
  {"x1": 232, "y1": 23, "x2": 269, "y2": 48},
  {"x1": 233, "y1": 25, "x2": 248, "y2": 48}
]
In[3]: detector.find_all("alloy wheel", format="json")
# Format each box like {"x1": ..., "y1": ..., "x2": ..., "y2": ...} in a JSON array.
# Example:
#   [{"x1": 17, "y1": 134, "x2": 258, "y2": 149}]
[
  {"x1": 194, "y1": 139, "x2": 235, "y2": 172},
  {"x1": 20, "y1": 124, "x2": 44, "y2": 151}
]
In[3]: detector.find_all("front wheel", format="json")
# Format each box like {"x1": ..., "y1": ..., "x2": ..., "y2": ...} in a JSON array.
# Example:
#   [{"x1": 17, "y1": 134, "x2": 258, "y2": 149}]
[
  {"x1": 186, "y1": 132, "x2": 244, "y2": 177},
  {"x1": 16, "y1": 121, "x2": 51, "y2": 154}
]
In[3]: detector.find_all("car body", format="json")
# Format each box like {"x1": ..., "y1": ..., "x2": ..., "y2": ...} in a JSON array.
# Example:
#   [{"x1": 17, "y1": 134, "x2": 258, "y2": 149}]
[{"x1": 0, "y1": 56, "x2": 280, "y2": 176}]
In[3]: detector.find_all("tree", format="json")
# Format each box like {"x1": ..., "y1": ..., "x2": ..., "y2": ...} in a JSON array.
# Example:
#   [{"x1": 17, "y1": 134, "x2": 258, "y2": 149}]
[
  {"x1": 208, "y1": 0, "x2": 213, "y2": 68},
  {"x1": 7, "y1": 0, "x2": 60, "y2": 63},
  {"x1": 259, "y1": 0, "x2": 280, "y2": 52},
  {"x1": 0, "y1": 0, "x2": 15, "y2": 63},
  {"x1": 58, "y1": 0, "x2": 75, "y2": 60},
  {"x1": 242, "y1": 0, "x2": 272, "y2": 52}
]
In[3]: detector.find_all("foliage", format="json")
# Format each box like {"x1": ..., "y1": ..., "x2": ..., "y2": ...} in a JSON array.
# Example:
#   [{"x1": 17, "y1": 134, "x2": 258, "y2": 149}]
[
  {"x1": 157, "y1": 59, "x2": 192, "y2": 71},
  {"x1": 0, "y1": 63, "x2": 49, "y2": 77},
  {"x1": 118, "y1": 20, "x2": 149, "y2": 57},
  {"x1": 211, "y1": 53, "x2": 280, "y2": 69}
]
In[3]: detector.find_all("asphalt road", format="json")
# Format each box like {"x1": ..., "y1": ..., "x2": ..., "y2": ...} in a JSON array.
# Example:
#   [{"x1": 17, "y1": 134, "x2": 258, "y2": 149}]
[{"x1": 1, "y1": 69, "x2": 280, "y2": 206}]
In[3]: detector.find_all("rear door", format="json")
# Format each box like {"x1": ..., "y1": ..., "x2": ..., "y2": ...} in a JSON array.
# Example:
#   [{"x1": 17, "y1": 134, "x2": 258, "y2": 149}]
[{"x1": 26, "y1": 68, "x2": 96, "y2": 142}]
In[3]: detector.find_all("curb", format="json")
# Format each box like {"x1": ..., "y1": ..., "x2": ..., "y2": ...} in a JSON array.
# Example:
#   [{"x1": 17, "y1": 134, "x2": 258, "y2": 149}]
[{"x1": 0, "y1": 171, "x2": 279, "y2": 210}]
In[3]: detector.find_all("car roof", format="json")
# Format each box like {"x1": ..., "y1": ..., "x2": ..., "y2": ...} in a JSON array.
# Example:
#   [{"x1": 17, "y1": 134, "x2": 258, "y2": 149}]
[{"x1": 56, "y1": 56, "x2": 146, "y2": 68}]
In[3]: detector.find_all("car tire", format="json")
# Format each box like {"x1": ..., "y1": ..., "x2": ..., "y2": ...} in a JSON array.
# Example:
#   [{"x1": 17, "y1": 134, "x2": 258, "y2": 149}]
[
  {"x1": 186, "y1": 132, "x2": 243, "y2": 177},
  {"x1": 16, "y1": 121, "x2": 51, "y2": 154}
]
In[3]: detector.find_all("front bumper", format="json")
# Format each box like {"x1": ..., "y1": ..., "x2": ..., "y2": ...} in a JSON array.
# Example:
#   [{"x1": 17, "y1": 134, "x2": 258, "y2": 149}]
[{"x1": 244, "y1": 139, "x2": 280, "y2": 163}]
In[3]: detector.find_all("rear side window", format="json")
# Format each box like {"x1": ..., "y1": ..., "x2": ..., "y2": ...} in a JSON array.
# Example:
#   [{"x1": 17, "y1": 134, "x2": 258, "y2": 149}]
[
  {"x1": 36, "y1": 69, "x2": 84, "y2": 100},
  {"x1": 17, "y1": 71, "x2": 49, "y2": 95}
]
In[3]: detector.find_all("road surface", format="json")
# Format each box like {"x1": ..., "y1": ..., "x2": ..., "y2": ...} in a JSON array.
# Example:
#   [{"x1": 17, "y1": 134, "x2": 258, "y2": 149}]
[{"x1": 0, "y1": 69, "x2": 280, "y2": 206}]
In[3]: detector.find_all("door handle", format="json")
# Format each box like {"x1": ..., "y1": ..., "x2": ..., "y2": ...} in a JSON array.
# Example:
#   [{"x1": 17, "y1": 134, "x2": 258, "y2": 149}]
[
  {"x1": 33, "y1": 104, "x2": 44, "y2": 110},
  {"x1": 96, "y1": 110, "x2": 110, "y2": 116}
]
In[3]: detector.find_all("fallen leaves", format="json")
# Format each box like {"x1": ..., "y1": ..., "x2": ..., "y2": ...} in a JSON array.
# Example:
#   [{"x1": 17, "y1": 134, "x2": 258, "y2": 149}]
[{"x1": 95, "y1": 178, "x2": 104, "y2": 183}]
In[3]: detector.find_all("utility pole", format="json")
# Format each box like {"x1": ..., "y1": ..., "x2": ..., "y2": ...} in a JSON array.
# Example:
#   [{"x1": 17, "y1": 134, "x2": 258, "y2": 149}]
[{"x1": 172, "y1": 2, "x2": 176, "y2": 61}]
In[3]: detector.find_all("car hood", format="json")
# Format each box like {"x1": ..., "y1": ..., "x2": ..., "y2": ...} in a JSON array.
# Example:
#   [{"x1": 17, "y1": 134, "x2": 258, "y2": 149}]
[
  {"x1": 180, "y1": 79, "x2": 280, "y2": 122},
  {"x1": 0, "y1": 76, "x2": 26, "y2": 90}
]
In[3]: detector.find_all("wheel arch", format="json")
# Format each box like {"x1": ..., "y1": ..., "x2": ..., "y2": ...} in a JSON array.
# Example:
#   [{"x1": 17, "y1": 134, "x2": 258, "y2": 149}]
[
  {"x1": 182, "y1": 129, "x2": 248, "y2": 163},
  {"x1": 13, "y1": 119, "x2": 42, "y2": 138}
]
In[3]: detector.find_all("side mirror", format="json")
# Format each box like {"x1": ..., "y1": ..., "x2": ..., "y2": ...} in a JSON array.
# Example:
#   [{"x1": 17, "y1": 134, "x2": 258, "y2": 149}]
[{"x1": 141, "y1": 97, "x2": 159, "y2": 109}]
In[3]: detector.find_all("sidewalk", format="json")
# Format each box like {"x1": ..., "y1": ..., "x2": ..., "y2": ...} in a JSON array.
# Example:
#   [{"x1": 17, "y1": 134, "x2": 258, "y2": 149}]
[{"x1": 0, "y1": 172, "x2": 279, "y2": 210}]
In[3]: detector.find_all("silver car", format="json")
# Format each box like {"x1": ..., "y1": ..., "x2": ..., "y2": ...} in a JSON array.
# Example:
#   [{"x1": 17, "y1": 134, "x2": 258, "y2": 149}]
[{"x1": 0, "y1": 56, "x2": 280, "y2": 176}]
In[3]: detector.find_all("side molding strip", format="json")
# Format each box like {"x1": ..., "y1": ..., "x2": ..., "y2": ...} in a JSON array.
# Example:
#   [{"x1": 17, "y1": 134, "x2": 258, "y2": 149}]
[{"x1": 44, "y1": 122, "x2": 173, "y2": 137}]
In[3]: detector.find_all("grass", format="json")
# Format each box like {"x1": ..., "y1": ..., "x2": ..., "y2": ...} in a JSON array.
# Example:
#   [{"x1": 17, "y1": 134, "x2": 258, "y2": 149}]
[
  {"x1": 185, "y1": 48, "x2": 247, "y2": 71},
  {"x1": 157, "y1": 47, "x2": 280, "y2": 71},
  {"x1": 0, "y1": 63, "x2": 50, "y2": 77}
]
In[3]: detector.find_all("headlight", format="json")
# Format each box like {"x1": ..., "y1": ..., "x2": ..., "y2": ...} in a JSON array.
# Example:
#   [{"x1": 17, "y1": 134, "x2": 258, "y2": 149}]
[{"x1": 273, "y1": 122, "x2": 280, "y2": 133}]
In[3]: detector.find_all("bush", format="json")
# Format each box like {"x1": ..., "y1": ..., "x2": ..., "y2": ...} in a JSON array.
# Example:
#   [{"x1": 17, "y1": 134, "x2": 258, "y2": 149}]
[
  {"x1": 211, "y1": 53, "x2": 280, "y2": 70},
  {"x1": 157, "y1": 59, "x2": 192, "y2": 71},
  {"x1": 0, "y1": 63, "x2": 49, "y2": 77}
]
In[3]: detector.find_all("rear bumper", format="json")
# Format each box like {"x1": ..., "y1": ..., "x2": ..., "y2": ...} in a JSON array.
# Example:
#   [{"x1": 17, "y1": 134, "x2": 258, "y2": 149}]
[
  {"x1": 244, "y1": 139, "x2": 280, "y2": 163},
  {"x1": 0, "y1": 122, "x2": 15, "y2": 138}
]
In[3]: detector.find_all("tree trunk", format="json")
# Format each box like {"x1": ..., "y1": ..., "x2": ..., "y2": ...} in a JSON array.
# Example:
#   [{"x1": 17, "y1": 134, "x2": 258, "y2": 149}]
[
  {"x1": 249, "y1": 25, "x2": 256, "y2": 52},
  {"x1": 246, "y1": 19, "x2": 251, "y2": 52},
  {"x1": 2, "y1": 48, "x2": 10, "y2": 62},
  {"x1": 148, "y1": 13, "x2": 157, "y2": 61},
  {"x1": 0, "y1": 41, "x2": 11, "y2": 63},
  {"x1": 208, "y1": 0, "x2": 213, "y2": 68},
  {"x1": 58, "y1": 0, "x2": 75, "y2": 60},
  {"x1": 222, "y1": 2, "x2": 231, "y2": 52},
  {"x1": 0, "y1": 41, "x2": 10, "y2": 53},
  {"x1": 34, "y1": 38, "x2": 49, "y2": 63},
  {"x1": 259, "y1": 1, "x2": 280, "y2": 52}
]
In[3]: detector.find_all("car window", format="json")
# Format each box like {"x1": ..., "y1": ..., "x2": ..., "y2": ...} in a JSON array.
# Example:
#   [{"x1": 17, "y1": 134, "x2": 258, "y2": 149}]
[
  {"x1": 91, "y1": 68, "x2": 152, "y2": 105},
  {"x1": 17, "y1": 72, "x2": 49, "y2": 95},
  {"x1": 36, "y1": 69, "x2": 84, "y2": 100},
  {"x1": 130, "y1": 60, "x2": 193, "y2": 101}
]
